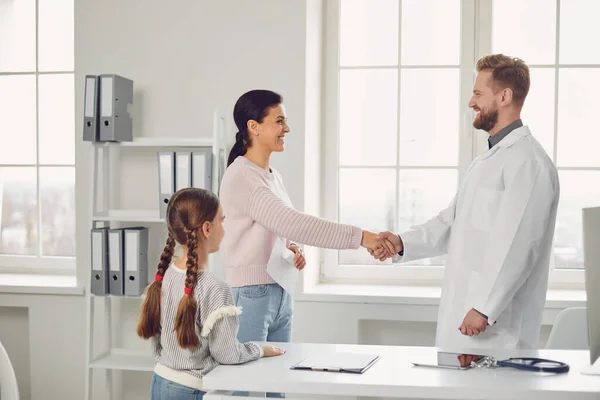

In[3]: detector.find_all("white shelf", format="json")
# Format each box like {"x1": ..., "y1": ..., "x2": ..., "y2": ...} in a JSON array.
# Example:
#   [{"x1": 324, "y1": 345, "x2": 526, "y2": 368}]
[
  {"x1": 89, "y1": 349, "x2": 154, "y2": 371},
  {"x1": 95, "y1": 137, "x2": 213, "y2": 148},
  {"x1": 91, "y1": 294, "x2": 144, "y2": 299},
  {"x1": 92, "y1": 209, "x2": 164, "y2": 222}
]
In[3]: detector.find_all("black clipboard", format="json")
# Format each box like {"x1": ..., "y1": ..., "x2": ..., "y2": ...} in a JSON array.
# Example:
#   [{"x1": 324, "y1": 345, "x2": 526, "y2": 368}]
[{"x1": 290, "y1": 352, "x2": 380, "y2": 374}]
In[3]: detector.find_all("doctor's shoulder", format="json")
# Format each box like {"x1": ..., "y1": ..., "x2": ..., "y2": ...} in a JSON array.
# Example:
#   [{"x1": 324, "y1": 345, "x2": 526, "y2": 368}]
[
  {"x1": 504, "y1": 151, "x2": 559, "y2": 191},
  {"x1": 508, "y1": 137, "x2": 554, "y2": 168}
]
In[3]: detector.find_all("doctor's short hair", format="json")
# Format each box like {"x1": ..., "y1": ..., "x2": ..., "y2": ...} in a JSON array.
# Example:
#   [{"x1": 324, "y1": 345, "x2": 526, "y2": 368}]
[{"x1": 476, "y1": 54, "x2": 530, "y2": 106}]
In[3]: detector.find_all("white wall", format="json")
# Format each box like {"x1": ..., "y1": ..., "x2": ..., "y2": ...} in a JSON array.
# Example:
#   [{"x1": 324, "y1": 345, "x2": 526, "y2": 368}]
[
  {"x1": 0, "y1": 294, "x2": 85, "y2": 400},
  {"x1": 0, "y1": 1, "x2": 563, "y2": 400},
  {"x1": 0, "y1": 307, "x2": 30, "y2": 400}
]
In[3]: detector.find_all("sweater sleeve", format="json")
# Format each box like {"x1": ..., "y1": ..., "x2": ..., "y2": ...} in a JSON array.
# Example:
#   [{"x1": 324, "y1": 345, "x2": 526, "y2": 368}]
[
  {"x1": 206, "y1": 313, "x2": 263, "y2": 364},
  {"x1": 247, "y1": 185, "x2": 362, "y2": 250},
  {"x1": 200, "y1": 280, "x2": 263, "y2": 364}
]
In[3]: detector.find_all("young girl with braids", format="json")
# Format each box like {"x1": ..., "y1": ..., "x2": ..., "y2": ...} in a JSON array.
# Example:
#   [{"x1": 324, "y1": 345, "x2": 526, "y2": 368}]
[{"x1": 137, "y1": 187, "x2": 285, "y2": 399}]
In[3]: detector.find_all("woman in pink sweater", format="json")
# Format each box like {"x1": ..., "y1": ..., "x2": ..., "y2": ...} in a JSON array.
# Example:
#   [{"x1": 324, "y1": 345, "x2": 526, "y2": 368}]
[{"x1": 219, "y1": 90, "x2": 386, "y2": 356}]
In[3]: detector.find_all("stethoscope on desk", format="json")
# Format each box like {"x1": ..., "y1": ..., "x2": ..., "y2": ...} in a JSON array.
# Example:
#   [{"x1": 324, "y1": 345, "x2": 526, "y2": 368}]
[{"x1": 471, "y1": 356, "x2": 570, "y2": 373}]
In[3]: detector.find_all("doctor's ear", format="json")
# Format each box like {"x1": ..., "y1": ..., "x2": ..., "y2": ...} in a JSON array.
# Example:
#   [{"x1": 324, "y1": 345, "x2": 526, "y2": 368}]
[{"x1": 500, "y1": 88, "x2": 514, "y2": 105}]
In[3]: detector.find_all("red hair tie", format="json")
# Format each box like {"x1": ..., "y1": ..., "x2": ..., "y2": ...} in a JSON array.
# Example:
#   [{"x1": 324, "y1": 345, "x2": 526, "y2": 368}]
[
  {"x1": 184, "y1": 287, "x2": 193, "y2": 295},
  {"x1": 155, "y1": 274, "x2": 164, "y2": 282}
]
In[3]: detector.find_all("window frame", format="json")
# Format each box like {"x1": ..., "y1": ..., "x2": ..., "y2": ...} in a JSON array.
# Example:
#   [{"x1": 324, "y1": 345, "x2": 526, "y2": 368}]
[
  {"x1": 0, "y1": 0, "x2": 75, "y2": 274},
  {"x1": 321, "y1": 0, "x2": 585, "y2": 288}
]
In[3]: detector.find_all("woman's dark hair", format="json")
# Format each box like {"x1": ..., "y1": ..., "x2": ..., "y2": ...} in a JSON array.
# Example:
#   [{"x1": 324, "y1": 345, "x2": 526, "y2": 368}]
[
  {"x1": 137, "y1": 187, "x2": 219, "y2": 349},
  {"x1": 227, "y1": 89, "x2": 283, "y2": 167}
]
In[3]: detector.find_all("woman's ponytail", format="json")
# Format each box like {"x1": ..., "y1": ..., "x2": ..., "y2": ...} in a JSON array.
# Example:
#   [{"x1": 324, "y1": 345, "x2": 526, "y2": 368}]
[{"x1": 227, "y1": 130, "x2": 248, "y2": 167}]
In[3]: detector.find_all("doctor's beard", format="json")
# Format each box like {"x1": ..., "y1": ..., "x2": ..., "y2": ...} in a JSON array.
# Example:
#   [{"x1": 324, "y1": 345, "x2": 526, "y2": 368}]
[{"x1": 473, "y1": 105, "x2": 499, "y2": 133}]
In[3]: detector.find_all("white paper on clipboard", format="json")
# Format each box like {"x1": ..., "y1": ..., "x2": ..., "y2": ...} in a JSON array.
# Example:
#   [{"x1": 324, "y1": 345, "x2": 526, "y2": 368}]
[{"x1": 266, "y1": 237, "x2": 298, "y2": 296}]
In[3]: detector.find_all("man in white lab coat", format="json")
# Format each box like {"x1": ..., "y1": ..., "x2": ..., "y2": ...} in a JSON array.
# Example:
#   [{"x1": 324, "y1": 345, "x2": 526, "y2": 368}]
[{"x1": 374, "y1": 54, "x2": 560, "y2": 350}]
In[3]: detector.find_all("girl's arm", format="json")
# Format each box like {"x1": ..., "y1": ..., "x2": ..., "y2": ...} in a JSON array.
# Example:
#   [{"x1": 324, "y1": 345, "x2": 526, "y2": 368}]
[
  {"x1": 203, "y1": 306, "x2": 263, "y2": 365},
  {"x1": 199, "y1": 282, "x2": 263, "y2": 365}
]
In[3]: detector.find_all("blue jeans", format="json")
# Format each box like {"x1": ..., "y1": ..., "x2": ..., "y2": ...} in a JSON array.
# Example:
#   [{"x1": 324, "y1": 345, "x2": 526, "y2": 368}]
[
  {"x1": 151, "y1": 374, "x2": 205, "y2": 399},
  {"x1": 231, "y1": 283, "x2": 292, "y2": 398},
  {"x1": 231, "y1": 283, "x2": 293, "y2": 343}
]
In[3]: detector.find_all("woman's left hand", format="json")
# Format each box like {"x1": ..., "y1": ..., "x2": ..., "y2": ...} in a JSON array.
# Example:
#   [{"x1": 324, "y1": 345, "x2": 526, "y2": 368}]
[{"x1": 289, "y1": 244, "x2": 306, "y2": 271}]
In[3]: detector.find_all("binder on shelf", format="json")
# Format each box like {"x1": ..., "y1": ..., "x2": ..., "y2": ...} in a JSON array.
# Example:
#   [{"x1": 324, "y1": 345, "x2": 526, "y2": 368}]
[
  {"x1": 108, "y1": 229, "x2": 125, "y2": 296},
  {"x1": 99, "y1": 74, "x2": 134, "y2": 142},
  {"x1": 90, "y1": 227, "x2": 109, "y2": 295},
  {"x1": 175, "y1": 151, "x2": 192, "y2": 191},
  {"x1": 83, "y1": 75, "x2": 100, "y2": 142},
  {"x1": 124, "y1": 227, "x2": 149, "y2": 296},
  {"x1": 158, "y1": 151, "x2": 175, "y2": 219},
  {"x1": 192, "y1": 149, "x2": 213, "y2": 190}
]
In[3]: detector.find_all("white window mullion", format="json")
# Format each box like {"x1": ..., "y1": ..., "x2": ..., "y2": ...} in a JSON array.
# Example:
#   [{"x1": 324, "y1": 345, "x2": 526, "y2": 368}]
[
  {"x1": 395, "y1": 0, "x2": 403, "y2": 235},
  {"x1": 552, "y1": 0, "x2": 561, "y2": 163},
  {"x1": 0, "y1": 71, "x2": 74, "y2": 76},
  {"x1": 458, "y1": 0, "x2": 479, "y2": 180},
  {"x1": 35, "y1": 0, "x2": 42, "y2": 258},
  {"x1": 472, "y1": 0, "x2": 493, "y2": 157},
  {"x1": 322, "y1": 0, "x2": 341, "y2": 279},
  {"x1": 550, "y1": 0, "x2": 582, "y2": 286}
]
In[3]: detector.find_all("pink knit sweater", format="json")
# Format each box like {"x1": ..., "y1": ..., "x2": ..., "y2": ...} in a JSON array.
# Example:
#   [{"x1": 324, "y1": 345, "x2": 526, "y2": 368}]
[{"x1": 219, "y1": 156, "x2": 362, "y2": 287}]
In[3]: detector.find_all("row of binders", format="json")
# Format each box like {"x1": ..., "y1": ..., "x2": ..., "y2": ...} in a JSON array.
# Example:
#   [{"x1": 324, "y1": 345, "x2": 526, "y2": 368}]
[
  {"x1": 91, "y1": 227, "x2": 149, "y2": 296},
  {"x1": 158, "y1": 151, "x2": 213, "y2": 218},
  {"x1": 83, "y1": 74, "x2": 134, "y2": 143}
]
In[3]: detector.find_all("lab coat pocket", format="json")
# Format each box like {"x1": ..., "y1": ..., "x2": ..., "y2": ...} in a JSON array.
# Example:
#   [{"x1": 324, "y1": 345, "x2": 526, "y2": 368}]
[{"x1": 470, "y1": 188, "x2": 504, "y2": 231}]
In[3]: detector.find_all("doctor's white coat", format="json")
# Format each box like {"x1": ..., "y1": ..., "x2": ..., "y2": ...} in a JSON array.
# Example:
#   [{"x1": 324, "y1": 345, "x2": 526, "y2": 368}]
[{"x1": 395, "y1": 126, "x2": 560, "y2": 349}]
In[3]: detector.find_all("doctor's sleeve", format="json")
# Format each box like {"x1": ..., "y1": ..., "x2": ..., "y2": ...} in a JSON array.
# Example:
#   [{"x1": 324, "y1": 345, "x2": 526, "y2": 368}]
[
  {"x1": 472, "y1": 161, "x2": 558, "y2": 324},
  {"x1": 392, "y1": 195, "x2": 458, "y2": 264}
]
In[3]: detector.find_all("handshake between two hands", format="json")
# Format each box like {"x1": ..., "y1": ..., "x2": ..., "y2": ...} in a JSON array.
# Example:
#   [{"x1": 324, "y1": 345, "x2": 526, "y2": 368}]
[
  {"x1": 361, "y1": 231, "x2": 403, "y2": 261},
  {"x1": 286, "y1": 231, "x2": 403, "y2": 270}
]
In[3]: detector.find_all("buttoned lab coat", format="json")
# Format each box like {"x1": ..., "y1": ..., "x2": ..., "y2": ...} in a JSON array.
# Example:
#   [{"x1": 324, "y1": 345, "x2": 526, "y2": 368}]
[{"x1": 394, "y1": 126, "x2": 560, "y2": 349}]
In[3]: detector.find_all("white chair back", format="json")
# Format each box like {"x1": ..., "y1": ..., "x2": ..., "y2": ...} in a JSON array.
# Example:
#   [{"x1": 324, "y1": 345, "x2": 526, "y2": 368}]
[
  {"x1": 0, "y1": 339, "x2": 20, "y2": 400},
  {"x1": 546, "y1": 307, "x2": 589, "y2": 350}
]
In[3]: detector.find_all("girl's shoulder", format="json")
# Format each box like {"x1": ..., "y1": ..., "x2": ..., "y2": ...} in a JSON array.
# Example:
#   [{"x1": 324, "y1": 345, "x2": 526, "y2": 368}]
[{"x1": 197, "y1": 271, "x2": 233, "y2": 301}]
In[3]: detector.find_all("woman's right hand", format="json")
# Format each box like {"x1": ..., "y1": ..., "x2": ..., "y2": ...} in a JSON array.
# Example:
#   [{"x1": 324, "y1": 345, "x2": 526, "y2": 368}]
[
  {"x1": 361, "y1": 230, "x2": 380, "y2": 250},
  {"x1": 261, "y1": 344, "x2": 286, "y2": 357}
]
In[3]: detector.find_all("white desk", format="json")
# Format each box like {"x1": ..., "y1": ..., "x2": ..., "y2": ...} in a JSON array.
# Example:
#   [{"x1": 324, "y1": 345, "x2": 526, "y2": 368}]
[{"x1": 203, "y1": 343, "x2": 600, "y2": 400}]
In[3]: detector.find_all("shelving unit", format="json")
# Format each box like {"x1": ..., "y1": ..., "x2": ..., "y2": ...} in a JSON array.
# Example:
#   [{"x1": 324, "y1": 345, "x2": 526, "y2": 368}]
[
  {"x1": 91, "y1": 209, "x2": 164, "y2": 223},
  {"x1": 96, "y1": 136, "x2": 214, "y2": 148},
  {"x1": 84, "y1": 110, "x2": 229, "y2": 400},
  {"x1": 89, "y1": 348, "x2": 154, "y2": 372}
]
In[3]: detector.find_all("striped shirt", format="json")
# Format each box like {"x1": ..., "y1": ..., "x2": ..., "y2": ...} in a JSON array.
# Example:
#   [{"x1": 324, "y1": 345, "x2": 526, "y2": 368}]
[{"x1": 152, "y1": 264, "x2": 263, "y2": 390}]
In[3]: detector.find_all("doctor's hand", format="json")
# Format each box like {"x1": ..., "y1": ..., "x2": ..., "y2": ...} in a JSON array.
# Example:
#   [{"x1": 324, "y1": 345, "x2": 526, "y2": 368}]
[
  {"x1": 368, "y1": 231, "x2": 403, "y2": 261},
  {"x1": 457, "y1": 353, "x2": 477, "y2": 368},
  {"x1": 459, "y1": 309, "x2": 488, "y2": 336},
  {"x1": 288, "y1": 244, "x2": 306, "y2": 271}
]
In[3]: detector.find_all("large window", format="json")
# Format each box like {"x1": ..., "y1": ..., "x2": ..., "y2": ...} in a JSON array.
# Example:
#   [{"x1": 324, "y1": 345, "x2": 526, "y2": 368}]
[
  {"x1": 0, "y1": 0, "x2": 75, "y2": 271},
  {"x1": 492, "y1": 0, "x2": 600, "y2": 271},
  {"x1": 323, "y1": 0, "x2": 596, "y2": 285}
]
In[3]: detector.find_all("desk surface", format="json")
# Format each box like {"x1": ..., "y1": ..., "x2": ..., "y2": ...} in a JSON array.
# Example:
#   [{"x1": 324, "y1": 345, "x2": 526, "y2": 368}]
[{"x1": 202, "y1": 343, "x2": 600, "y2": 399}]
